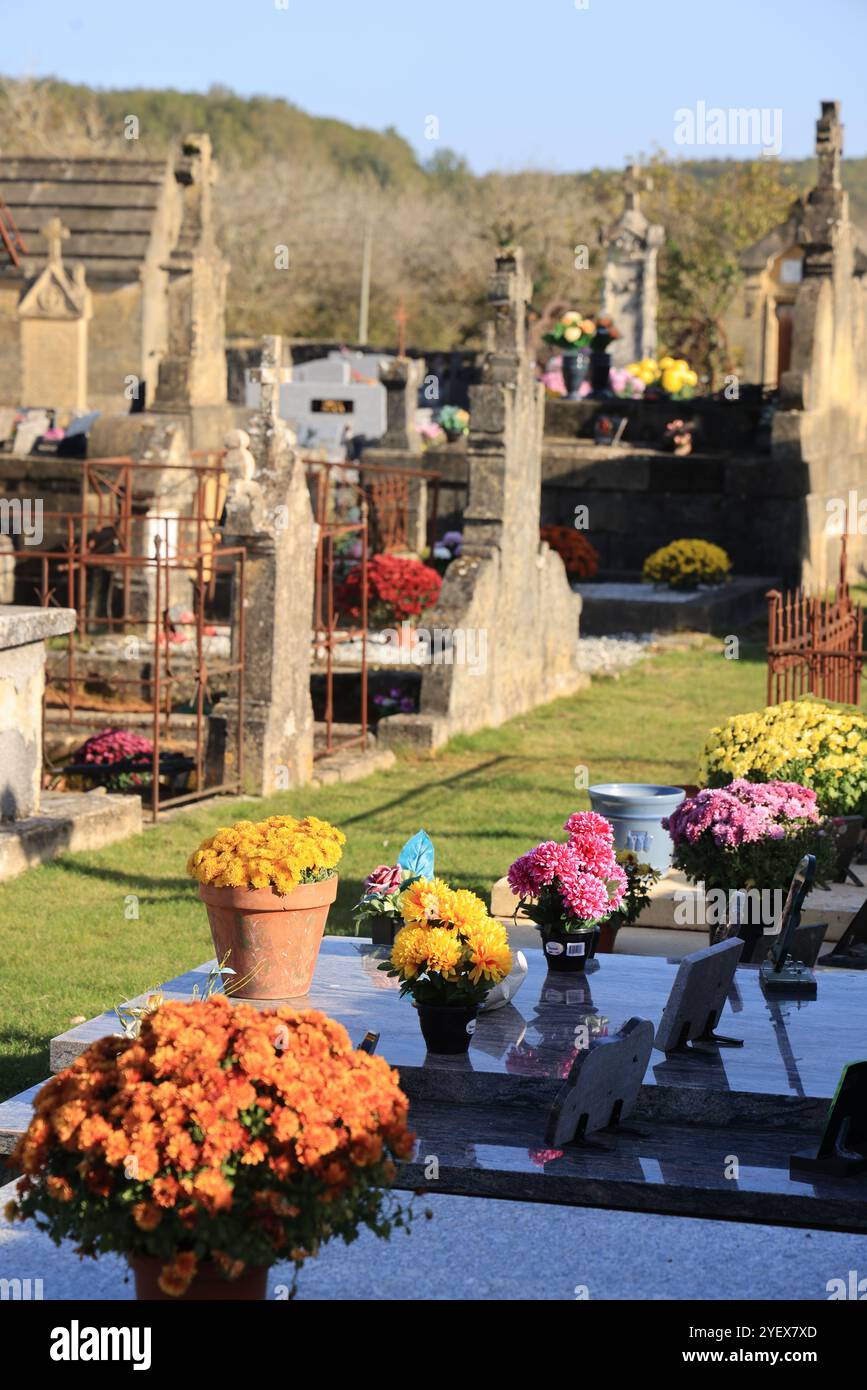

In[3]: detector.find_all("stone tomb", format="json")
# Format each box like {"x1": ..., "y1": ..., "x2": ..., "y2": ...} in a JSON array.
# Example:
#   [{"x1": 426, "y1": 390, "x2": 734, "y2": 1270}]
[
  {"x1": 245, "y1": 350, "x2": 387, "y2": 454},
  {"x1": 8, "y1": 940, "x2": 865, "y2": 1235}
]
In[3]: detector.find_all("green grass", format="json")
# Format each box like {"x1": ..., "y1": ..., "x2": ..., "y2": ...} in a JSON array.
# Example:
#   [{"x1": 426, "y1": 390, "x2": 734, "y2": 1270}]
[{"x1": 0, "y1": 639, "x2": 768, "y2": 1101}]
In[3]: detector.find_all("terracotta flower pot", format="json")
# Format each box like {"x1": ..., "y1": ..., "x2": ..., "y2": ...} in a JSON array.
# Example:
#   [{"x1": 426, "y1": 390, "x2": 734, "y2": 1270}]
[
  {"x1": 129, "y1": 1255, "x2": 267, "y2": 1301},
  {"x1": 199, "y1": 875, "x2": 338, "y2": 999}
]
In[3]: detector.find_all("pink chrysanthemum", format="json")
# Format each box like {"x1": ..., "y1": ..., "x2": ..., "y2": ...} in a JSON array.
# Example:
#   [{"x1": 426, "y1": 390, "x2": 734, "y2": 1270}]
[{"x1": 564, "y1": 811, "x2": 615, "y2": 845}]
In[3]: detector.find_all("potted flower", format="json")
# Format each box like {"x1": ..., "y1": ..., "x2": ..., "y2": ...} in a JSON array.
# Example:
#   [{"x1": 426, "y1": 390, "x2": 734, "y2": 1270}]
[
  {"x1": 544, "y1": 312, "x2": 596, "y2": 398},
  {"x1": 703, "y1": 697, "x2": 867, "y2": 819},
  {"x1": 337, "y1": 553, "x2": 442, "y2": 636},
  {"x1": 507, "y1": 811, "x2": 627, "y2": 971},
  {"x1": 540, "y1": 525, "x2": 600, "y2": 581},
  {"x1": 379, "y1": 877, "x2": 512, "y2": 1053},
  {"x1": 187, "y1": 815, "x2": 345, "y2": 998},
  {"x1": 5, "y1": 996, "x2": 413, "y2": 1300},
  {"x1": 663, "y1": 780, "x2": 838, "y2": 955},
  {"x1": 664, "y1": 418, "x2": 694, "y2": 456},
  {"x1": 642, "y1": 538, "x2": 732, "y2": 591},
  {"x1": 598, "y1": 850, "x2": 661, "y2": 952},
  {"x1": 353, "y1": 830, "x2": 435, "y2": 944},
  {"x1": 587, "y1": 315, "x2": 620, "y2": 396},
  {"x1": 437, "y1": 405, "x2": 470, "y2": 443}
]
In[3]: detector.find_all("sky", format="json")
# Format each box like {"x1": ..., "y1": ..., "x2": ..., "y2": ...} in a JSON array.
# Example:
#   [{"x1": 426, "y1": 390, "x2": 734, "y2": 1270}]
[{"x1": 2, "y1": 0, "x2": 866, "y2": 173}]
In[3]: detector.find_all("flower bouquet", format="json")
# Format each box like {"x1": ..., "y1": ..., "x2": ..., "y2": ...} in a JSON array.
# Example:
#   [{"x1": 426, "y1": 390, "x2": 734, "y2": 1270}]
[
  {"x1": 379, "y1": 877, "x2": 512, "y2": 1053},
  {"x1": 508, "y1": 812, "x2": 627, "y2": 972},
  {"x1": 6, "y1": 996, "x2": 413, "y2": 1301},
  {"x1": 625, "y1": 355, "x2": 699, "y2": 398},
  {"x1": 540, "y1": 525, "x2": 600, "y2": 580},
  {"x1": 188, "y1": 815, "x2": 345, "y2": 998},
  {"x1": 664, "y1": 780, "x2": 837, "y2": 904},
  {"x1": 337, "y1": 553, "x2": 442, "y2": 631},
  {"x1": 437, "y1": 405, "x2": 470, "y2": 441},
  {"x1": 353, "y1": 829, "x2": 435, "y2": 944}
]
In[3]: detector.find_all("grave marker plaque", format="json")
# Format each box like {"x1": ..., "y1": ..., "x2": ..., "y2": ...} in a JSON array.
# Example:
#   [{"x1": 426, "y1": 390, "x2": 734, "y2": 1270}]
[
  {"x1": 822, "y1": 895, "x2": 867, "y2": 970},
  {"x1": 546, "y1": 1016, "x2": 654, "y2": 1147},
  {"x1": 760, "y1": 854, "x2": 818, "y2": 998},
  {"x1": 790, "y1": 1060, "x2": 867, "y2": 1178},
  {"x1": 653, "y1": 937, "x2": 744, "y2": 1054}
]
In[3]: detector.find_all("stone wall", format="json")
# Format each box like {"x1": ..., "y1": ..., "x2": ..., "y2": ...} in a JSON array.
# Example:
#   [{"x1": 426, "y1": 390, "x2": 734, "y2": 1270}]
[{"x1": 0, "y1": 606, "x2": 75, "y2": 820}]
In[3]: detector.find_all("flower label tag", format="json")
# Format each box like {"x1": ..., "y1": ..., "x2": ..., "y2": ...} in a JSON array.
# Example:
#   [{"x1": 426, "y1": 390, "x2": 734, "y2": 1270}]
[
  {"x1": 545, "y1": 941, "x2": 564, "y2": 956},
  {"x1": 566, "y1": 942, "x2": 586, "y2": 957},
  {"x1": 466, "y1": 1019, "x2": 477, "y2": 1035}
]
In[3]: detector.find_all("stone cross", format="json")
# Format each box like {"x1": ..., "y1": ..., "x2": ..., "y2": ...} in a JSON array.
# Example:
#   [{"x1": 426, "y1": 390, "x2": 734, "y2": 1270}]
[
  {"x1": 816, "y1": 100, "x2": 843, "y2": 191},
  {"x1": 394, "y1": 299, "x2": 408, "y2": 358},
  {"x1": 250, "y1": 334, "x2": 292, "y2": 422},
  {"x1": 623, "y1": 163, "x2": 652, "y2": 213},
  {"x1": 43, "y1": 216, "x2": 70, "y2": 267},
  {"x1": 487, "y1": 247, "x2": 532, "y2": 369}
]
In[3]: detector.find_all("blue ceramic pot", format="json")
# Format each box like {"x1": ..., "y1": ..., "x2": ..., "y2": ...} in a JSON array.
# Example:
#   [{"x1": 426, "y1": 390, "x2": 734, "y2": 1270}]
[{"x1": 588, "y1": 783, "x2": 686, "y2": 873}]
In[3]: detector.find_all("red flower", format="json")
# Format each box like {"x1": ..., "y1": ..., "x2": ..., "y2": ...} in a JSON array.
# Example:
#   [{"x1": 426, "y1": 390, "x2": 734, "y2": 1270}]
[{"x1": 337, "y1": 554, "x2": 442, "y2": 625}]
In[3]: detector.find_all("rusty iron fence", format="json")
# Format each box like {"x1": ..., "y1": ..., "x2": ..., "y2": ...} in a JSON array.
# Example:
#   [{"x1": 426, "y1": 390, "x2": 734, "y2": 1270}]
[
  {"x1": 10, "y1": 454, "x2": 245, "y2": 821},
  {"x1": 305, "y1": 461, "x2": 369, "y2": 758},
  {"x1": 767, "y1": 539, "x2": 866, "y2": 706}
]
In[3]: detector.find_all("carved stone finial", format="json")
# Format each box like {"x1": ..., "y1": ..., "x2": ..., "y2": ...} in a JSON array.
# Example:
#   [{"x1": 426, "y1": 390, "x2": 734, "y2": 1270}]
[
  {"x1": 43, "y1": 216, "x2": 70, "y2": 266},
  {"x1": 623, "y1": 163, "x2": 652, "y2": 213}
]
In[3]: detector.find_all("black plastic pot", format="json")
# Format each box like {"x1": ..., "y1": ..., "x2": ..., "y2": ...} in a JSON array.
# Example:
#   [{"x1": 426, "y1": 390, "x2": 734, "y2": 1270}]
[
  {"x1": 541, "y1": 925, "x2": 600, "y2": 973},
  {"x1": 416, "y1": 1001, "x2": 479, "y2": 1054}
]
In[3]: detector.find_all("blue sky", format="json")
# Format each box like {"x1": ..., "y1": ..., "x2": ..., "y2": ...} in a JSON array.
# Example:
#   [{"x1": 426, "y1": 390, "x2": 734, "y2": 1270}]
[{"x1": 4, "y1": 0, "x2": 866, "y2": 172}]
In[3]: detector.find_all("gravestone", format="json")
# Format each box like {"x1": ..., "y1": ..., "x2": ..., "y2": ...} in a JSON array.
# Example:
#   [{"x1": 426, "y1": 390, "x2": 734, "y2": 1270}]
[
  {"x1": 245, "y1": 351, "x2": 388, "y2": 455},
  {"x1": 790, "y1": 1060, "x2": 867, "y2": 1178},
  {"x1": 760, "y1": 854, "x2": 818, "y2": 998},
  {"x1": 600, "y1": 165, "x2": 664, "y2": 369},
  {"x1": 546, "y1": 1017, "x2": 654, "y2": 1147},
  {"x1": 822, "y1": 895, "x2": 867, "y2": 969},
  {"x1": 654, "y1": 938, "x2": 744, "y2": 1055}
]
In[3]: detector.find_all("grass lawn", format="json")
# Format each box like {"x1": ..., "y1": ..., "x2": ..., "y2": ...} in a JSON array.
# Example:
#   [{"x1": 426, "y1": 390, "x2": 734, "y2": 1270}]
[{"x1": 0, "y1": 638, "x2": 769, "y2": 1101}]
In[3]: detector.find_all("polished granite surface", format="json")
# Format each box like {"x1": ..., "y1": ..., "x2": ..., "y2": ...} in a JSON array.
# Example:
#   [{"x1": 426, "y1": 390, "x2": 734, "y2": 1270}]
[
  {"x1": 1, "y1": 939, "x2": 861, "y2": 1233},
  {"x1": 49, "y1": 938, "x2": 867, "y2": 1112}
]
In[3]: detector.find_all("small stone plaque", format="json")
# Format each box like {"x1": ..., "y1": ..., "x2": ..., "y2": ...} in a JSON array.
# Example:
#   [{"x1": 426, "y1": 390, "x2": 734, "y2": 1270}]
[
  {"x1": 546, "y1": 1016, "x2": 654, "y2": 1146},
  {"x1": 654, "y1": 938, "x2": 744, "y2": 1055},
  {"x1": 791, "y1": 1060, "x2": 867, "y2": 1178}
]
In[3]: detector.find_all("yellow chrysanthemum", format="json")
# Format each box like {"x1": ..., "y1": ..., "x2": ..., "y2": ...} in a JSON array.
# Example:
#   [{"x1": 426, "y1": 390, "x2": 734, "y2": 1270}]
[
  {"x1": 464, "y1": 923, "x2": 512, "y2": 986},
  {"x1": 398, "y1": 877, "x2": 457, "y2": 926},
  {"x1": 390, "y1": 926, "x2": 431, "y2": 978}
]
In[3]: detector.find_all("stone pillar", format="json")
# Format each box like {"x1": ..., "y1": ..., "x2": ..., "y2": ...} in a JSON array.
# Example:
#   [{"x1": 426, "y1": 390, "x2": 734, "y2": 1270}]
[
  {"x1": 151, "y1": 134, "x2": 232, "y2": 449},
  {"x1": 215, "y1": 336, "x2": 315, "y2": 793},
  {"x1": 600, "y1": 165, "x2": 664, "y2": 368},
  {"x1": 17, "y1": 218, "x2": 91, "y2": 415},
  {"x1": 379, "y1": 356, "x2": 426, "y2": 451},
  {"x1": 0, "y1": 606, "x2": 75, "y2": 820},
  {"x1": 360, "y1": 355, "x2": 428, "y2": 554}
]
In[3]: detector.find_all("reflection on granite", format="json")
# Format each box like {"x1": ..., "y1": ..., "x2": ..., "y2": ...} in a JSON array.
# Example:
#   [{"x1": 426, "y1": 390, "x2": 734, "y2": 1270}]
[
  {"x1": 49, "y1": 940, "x2": 867, "y2": 1117},
  {"x1": 402, "y1": 1100, "x2": 867, "y2": 1233}
]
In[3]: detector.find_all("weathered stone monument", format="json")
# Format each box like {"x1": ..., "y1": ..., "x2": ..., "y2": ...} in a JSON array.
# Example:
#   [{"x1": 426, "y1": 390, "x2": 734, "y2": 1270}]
[
  {"x1": 600, "y1": 165, "x2": 663, "y2": 368},
  {"x1": 17, "y1": 218, "x2": 92, "y2": 414},
  {"x1": 0, "y1": 134, "x2": 228, "y2": 416},
  {"x1": 213, "y1": 335, "x2": 315, "y2": 793},
  {"x1": 378, "y1": 248, "x2": 586, "y2": 749}
]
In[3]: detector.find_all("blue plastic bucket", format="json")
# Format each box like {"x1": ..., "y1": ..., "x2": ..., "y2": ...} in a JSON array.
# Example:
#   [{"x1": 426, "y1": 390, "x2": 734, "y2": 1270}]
[{"x1": 587, "y1": 783, "x2": 686, "y2": 873}]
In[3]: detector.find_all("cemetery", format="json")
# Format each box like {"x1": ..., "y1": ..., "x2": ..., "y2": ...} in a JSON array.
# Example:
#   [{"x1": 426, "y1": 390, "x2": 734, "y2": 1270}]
[{"x1": 0, "y1": 19, "x2": 866, "y2": 1327}]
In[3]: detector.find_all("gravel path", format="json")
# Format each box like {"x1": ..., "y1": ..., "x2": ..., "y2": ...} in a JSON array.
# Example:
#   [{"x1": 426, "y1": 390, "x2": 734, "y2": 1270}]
[{"x1": 574, "y1": 632, "x2": 656, "y2": 677}]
